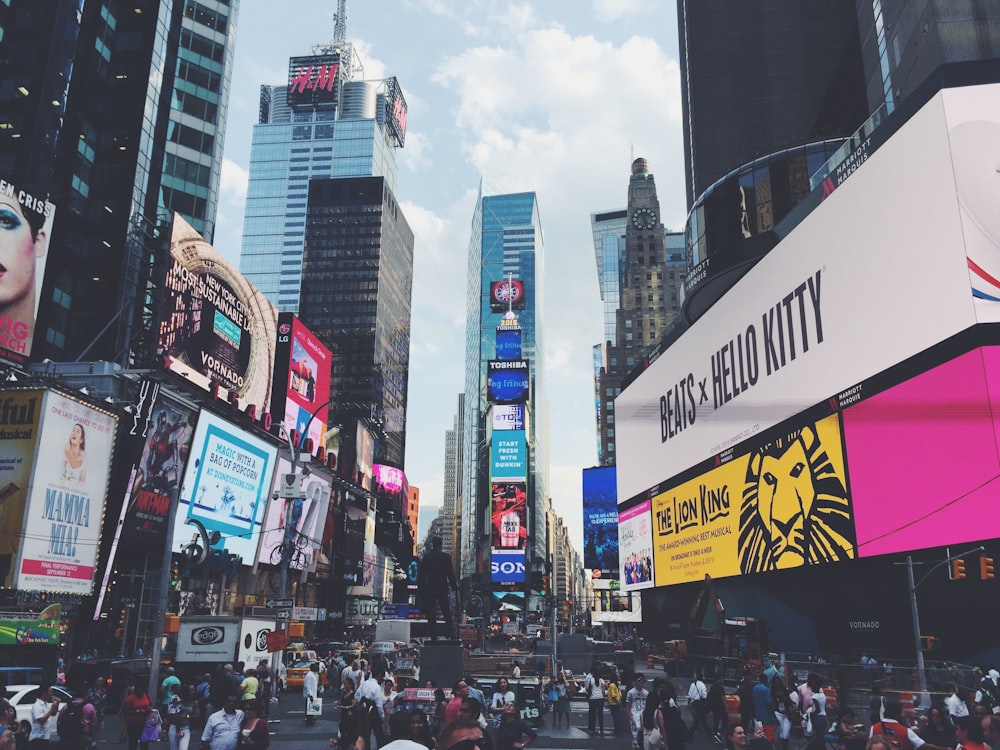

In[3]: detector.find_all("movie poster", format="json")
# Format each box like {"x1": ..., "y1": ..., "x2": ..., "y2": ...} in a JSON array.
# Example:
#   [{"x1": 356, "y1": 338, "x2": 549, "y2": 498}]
[
  {"x1": 0, "y1": 390, "x2": 42, "y2": 587},
  {"x1": 16, "y1": 392, "x2": 117, "y2": 594}
]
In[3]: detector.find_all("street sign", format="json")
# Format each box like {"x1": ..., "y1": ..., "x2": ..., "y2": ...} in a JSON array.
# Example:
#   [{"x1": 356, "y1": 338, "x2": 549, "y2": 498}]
[
  {"x1": 276, "y1": 610, "x2": 291, "y2": 620},
  {"x1": 265, "y1": 630, "x2": 287, "y2": 653},
  {"x1": 266, "y1": 599, "x2": 294, "y2": 609}
]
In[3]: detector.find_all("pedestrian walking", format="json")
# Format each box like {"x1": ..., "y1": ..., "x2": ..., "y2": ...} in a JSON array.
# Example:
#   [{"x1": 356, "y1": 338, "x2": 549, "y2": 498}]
[
  {"x1": 687, "y1": 674, "x2": 711, "y2": 739},
  {"x1": 584, "y1": 664, "x2": 606, "y2": 734}
]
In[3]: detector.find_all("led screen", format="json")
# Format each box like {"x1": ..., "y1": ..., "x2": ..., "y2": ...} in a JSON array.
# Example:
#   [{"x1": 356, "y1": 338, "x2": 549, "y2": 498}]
[{"x1": 582, "y1": 466, "x2": 619, "y2": 577}]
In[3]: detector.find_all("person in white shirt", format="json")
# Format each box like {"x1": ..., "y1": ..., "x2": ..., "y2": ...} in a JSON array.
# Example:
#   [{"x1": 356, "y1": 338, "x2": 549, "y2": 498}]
[
  {"x1": 29, "y1": 683, "x2": 60, "y2": 746},
  {"x1": 199, "y1": 695, "x2": 244, "y2": 750},
  {"x1": 490, "y1": 678, "x2": 516, "y2": 716},
  {"x1": 357, "y1": 663, "x2": 387, "y2": 748},
  {"x1": 625, "y1": 674, "x2": 649, "y2": 750},
  {"x1": 687, "y1": 675, "x2": 711, "y2": 739},
  {"x1": 304, "y1": 664, "x2": 320, "y2": 726},
  {"x1": 584, "y1": 665, "x2": 606, "y2": 734},
  {"x1": 946, "y1": 687, "x2": 970, "y2": 723}
]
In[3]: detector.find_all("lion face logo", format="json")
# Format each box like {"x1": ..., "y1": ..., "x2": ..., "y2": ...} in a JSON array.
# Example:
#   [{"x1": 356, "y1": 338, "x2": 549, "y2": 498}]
[{"x1": 739, "y1": 423, "x2": 855, "y2": 573}]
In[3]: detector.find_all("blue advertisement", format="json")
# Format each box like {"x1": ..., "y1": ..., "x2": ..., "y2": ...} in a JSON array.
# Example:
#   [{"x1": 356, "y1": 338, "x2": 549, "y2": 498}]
[
  {"x1": 172, "y1": 411, "x2": 277, "y2": 560},
  {"x1": 582, "y1": 466, "x2": 619, "y2": 577},
  {"x1": 487, "y1": 359, "x2": 529, "y2": 404},
  {"x1": 495, "y1": 328, "x2": 522, "y2": 360},
  {"x1": 491, "y1": 549, "x2": 526, "y2": 583},
  {"x1": 491, "y1": 430, "x2": 526, "y2": 481}
]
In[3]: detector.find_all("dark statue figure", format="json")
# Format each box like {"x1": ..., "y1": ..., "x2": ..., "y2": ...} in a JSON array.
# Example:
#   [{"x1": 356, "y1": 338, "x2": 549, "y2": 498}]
[{"x1": 418, "y1": 536, "x2": 459, "y2": 640}]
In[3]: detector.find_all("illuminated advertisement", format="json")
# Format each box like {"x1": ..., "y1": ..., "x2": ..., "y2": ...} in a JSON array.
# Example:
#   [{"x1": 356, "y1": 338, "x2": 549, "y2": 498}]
[
  {"x1": 271, "y1": 314, "x2": 332, "y2": 455},
  {"x1": 16, "y1": 392, "x2": 117, "y2": 594},
  {"x1": 487, "y1": 359, "x2": 529, "y2": 404},
  {"x1": 171, "y1": 410, "x2": 277, "y2": 561},
  {"x1": 616, "y1": 86, "x2": 979, "y2": 502},
  {"x1": 496, "y1": 328, "x2": 522, "y2": 360},
  {"x1": 582, "y1": 466, "x2": 619, "y2": 577},
  {"x1": 491, "y1": 430, "x2": 526, "y2": 482},
  {"x1": 492, "y1": 590, "x2": 525, "y2": 612},
  {"x1": 373, "y1": 463, "x2": 408, "y2": 516},
  {"x1": 124, "y1": 396, "x2": 197, "y2": 542},
  {"x1": 491, "y1": 550, "x2": 526, "y2": 584},
  {"x1": 287, "y1": 54, "x2": 340, "y2": 110},
  {"x1": 492, "y1": 405, "x2": 525, "y2": 432},
  {"x1": 257, "y1": 457, "x2": 331, "y2": 571},
  {"x1": 355, "y1": 422, "x2": 374, "y2": 491},
  {"x1": 490, "y1": 280, "x2": 525, "y2": 312},
  {"x1": 0, "y1": 603, "x2": 61, "y2": 645},
  {"x1": 619, "y1": 500, "x2": 654, "y2": 590},
  {"x1": 0, "y1": 390, "x2": 42, "y2": 588},
  {"x1": 0, "y1": 178, "x2": 54, "y2": 364},
  {"x1": 490, "y1": 482, "x2": 527, "y2": 549},
  {"x1": 348, "y1": 506, "x2": 377, "y2": 597},
  {"x1": 651, "y1": 411, "x2": 853, "y2": 586},
  {"x1": 384, "y1": 76, "x2": 408, "y2": 147},
  {"x1": 159, "y1": 215, "x2": 279, "y2": 413},
  {"x1": 845, "y1": 342, "x2": 1000, "y2": 558}
]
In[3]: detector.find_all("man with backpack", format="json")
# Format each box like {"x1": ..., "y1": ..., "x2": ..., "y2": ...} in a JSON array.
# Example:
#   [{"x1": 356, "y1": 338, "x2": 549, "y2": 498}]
[
  {"x1": 687, "y1": 674, "x2": 711, "y2": 740},
  {"x1": 57, "y1": 690, "x2": 97, "y2": 750}
]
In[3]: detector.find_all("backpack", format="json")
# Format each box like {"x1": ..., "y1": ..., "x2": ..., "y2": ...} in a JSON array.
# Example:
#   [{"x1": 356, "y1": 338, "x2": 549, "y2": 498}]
[
  {"x1": 873, "y1": 721, "x2": 913, "y2": 750},
  {"x1": 57, "y1": 700, "x2": 88, "y2": 745}
]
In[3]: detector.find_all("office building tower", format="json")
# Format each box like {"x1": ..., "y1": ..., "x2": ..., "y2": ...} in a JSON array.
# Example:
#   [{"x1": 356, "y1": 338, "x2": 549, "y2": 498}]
[
  {"x1": 0, "y1": 0, "x2": 237, "y2": 365},
  {"x1": 593, "y1": 159, "x2": 684, "y2": 465},
  {"x1": 437, "y1": 393, "x2": 464, "y2": 562},
  {"x1": 461, "y1": 185, "x2": 549, "y2": 582},
  {"x1": 239, "y1": 8, "x2": 407, "y2": 314},
  {"x1": 299, "y1": 175, "x2": 414, "y2": 469}
]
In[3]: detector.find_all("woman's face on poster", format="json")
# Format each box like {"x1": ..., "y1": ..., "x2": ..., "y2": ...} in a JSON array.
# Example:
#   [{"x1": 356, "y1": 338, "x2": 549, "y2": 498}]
[{"x1": 0, "y1": 194, "x2": 45, "y2": 310}]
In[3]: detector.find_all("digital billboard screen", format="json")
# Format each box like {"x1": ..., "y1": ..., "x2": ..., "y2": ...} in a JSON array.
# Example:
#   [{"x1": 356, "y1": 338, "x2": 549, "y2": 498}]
[
  {"x1": 582, "y1": 466, "x2": 619, "y2": 578},
  {"x1": 158, "y1": 215, "x2": 278, "y2": 413},
  {"x1": 490, "y1": 482, "x2": 527, "y2": 550},
  {"x1": 16, "y1": 392, "x2": 117, "y2": 594},
  {"x1": 619, "y1": 500, "x2": 654, "y2": 590},
  {"x1": 491, "y1": 549, "x2": 526, "y2": 584},
  {"x1": 271, "y1": 314, "x2": 332, "y2": 456},
  {"x1": 487, "y1": 360, "x2": 529, "y2": 404},
  {"x1": 384, "y1": 76, "x2": 407, "y2": 147},
  {"x1": 171, "y1": 410, "x2": 277, "y2": 561},
  {"x1": 495, "y1": 328, "x2": 522, "y2": 360},
  {"x1": 492, "y1": 405, "x2": 525, "y2": 432},
  {"x1": 490, "y1": 280, "x2": 525, "y2": 312},
  {"x1": 490, "y1": 431, "x2": 526, "y2": 482},
  {"x1": 0, "y1": 177, "x2": 54, "y2": 364},
  {"x1": 257, "y1": 456, "x2": 331, "y2": 571},
  {"x1": 287, "y1": 54, "x2": 340, "y2": 109}
]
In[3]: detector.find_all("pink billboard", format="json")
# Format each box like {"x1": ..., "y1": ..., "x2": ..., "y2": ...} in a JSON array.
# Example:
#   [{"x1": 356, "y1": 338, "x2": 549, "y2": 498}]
[{"x1": 845, "y1": 345, "x2": 1000, "y2": 558}]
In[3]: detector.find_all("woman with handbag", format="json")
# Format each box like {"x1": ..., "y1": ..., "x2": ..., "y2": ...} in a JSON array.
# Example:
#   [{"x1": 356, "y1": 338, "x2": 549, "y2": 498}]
[{"x1": 123, "y1": 685, "x2": 153, "y2": 750}]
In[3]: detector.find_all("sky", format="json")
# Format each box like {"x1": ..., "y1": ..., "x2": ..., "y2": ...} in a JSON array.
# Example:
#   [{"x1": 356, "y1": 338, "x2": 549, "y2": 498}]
[{"x1": 210, "y1": 0, "x2": 688, "y2": 555}]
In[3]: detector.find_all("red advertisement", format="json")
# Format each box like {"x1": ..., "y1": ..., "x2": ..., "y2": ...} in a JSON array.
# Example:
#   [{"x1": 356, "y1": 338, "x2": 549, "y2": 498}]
[
  {"x1": 490, "y1": 482, "x2": 527, "y2": 549},
  {"x1": 271, "y1": 314, "x2": 332, "y2": 456}
]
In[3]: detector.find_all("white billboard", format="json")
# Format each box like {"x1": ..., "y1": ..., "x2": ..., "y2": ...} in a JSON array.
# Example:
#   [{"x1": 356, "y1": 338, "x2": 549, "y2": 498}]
[
  {"x1": 616, "y1": 87, "x2": 978, "y2": 502},
  {"x1": 16, "y1": 392, "x2": 117, "y2": 593},
  {"x1": 237, "y1": 617, "x2": 276, "y2": 668},
  {"x1": 256, "y1": 456, "x2": 331, "y2": 572},
  {"x1": 171, "y1": 411, "x2": 277, "y2": 561},
  {"x1": 618, "y1": 500, "x2": 654, "y2": 591},
  {"x1": 176, "y1": 617, "x2": 240, "y2": 661}
]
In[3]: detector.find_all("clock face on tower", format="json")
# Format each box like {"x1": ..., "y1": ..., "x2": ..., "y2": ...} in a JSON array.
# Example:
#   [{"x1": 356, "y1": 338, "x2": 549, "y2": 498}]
[{"x1": 631, "y1": 207, "x2": 657, "y2": 230}]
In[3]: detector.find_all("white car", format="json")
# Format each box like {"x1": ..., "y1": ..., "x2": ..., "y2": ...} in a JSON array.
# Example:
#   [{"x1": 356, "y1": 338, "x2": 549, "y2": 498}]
[{"x1": 5, "y1": 685, "x2": 74, "y2": 736}]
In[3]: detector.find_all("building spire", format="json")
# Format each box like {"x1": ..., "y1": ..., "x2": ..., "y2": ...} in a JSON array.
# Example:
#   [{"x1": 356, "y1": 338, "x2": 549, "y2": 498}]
[{"x1": 333, "y1": 0, "x2": 347, "y2": 46}]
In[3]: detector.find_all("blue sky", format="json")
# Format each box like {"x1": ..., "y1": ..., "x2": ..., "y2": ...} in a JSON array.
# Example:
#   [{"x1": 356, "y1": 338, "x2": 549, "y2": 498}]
[{"x1": 210, "y1": 0, "x2": 687, "y2": 553}]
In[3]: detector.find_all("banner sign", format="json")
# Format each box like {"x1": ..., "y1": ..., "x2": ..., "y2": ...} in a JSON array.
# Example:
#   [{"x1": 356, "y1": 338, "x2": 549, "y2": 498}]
[
  {"x1": 176, "y1": 617, "x2": 240, "y2": 661},
  {"x1": 0, "y1": 603, "x2": 61, "y2": 645},
  {"x1": 0, "y1": 390, "x2": 42, "y2": 588},
  {"x1": 619, "y1": 500, "x2": 654, "y2": 590},
  {"x1": 491, "y1": 431, "x2": 526, "y2": 482},
  {"x1": 582, "y1": 466, "x2": 619, "y2": 577}
]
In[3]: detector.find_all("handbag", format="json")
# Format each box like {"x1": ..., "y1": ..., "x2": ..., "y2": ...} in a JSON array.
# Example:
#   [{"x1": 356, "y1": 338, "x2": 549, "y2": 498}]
[
  {"x1": 644, "y1": 727, "x2": 664, "y2": 750},
  {"x1": 306, "y1": 697, "x2": 324, "y2": 717},
  {"x1": 141, "y1": 710, "x2": 161, "y2": 742}
]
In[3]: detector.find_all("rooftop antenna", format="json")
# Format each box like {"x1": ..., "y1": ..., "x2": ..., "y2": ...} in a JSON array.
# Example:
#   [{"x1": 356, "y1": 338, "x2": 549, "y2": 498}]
[{"x1": 333, "y1": 0, "x2": 347, "y2": 46}]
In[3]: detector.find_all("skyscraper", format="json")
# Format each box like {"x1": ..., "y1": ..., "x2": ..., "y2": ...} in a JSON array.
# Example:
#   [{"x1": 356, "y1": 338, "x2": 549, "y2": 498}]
[
  {"x1": 593, "y1": 160, "x2": 684, "y2": 465},
  {"x1": 299, "y1": 175, "x2": 414, "y2": 469},
  {"x1": 438, "y1": 393, "x2": 465, "y2": 563},
  {"x1": 461, "y1": 185, "x2": 549, "y2": 588},
  {"x1": 0, "y1": 0, "x2": 238, "y2": 365},
  {"x1": 239, "y1": 6, "x2": 407, "y2": 314}
]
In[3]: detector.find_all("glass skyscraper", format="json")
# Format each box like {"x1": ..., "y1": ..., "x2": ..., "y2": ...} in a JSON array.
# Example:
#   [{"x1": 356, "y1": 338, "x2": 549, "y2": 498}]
[
  {"x1": 239, "y1": 35, "x2": 405, "y2": 313},
  {"x1": 461, "y1": 185, "x2": 549, "y2": 582}
]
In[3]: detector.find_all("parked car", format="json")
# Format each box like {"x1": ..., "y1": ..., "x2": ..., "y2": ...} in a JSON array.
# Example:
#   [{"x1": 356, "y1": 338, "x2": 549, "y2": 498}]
[{"x1": 6, "y1": 684, "x2": 73, "y2": 735}]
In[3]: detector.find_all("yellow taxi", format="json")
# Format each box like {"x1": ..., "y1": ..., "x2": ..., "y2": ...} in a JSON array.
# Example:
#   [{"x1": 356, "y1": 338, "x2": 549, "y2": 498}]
[{"x1": 284, "y1": 661, "x2": 313, "y2": 691}]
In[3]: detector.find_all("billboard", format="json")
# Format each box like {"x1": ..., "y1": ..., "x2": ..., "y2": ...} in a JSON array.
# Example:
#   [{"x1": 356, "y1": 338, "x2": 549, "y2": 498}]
[
  {"x1": 347, "y1": 506, "x2": 377, "y2": 597},
  {"x1": 16, "y1": 392, "x2": 117, "y2": 594},
  {"x1": 487, "y1": 360, "x2": 529, "y2": 404},
  {"x1": 490, "y1": 482, "x2": 527, "y2": 549},
  {"x1": 237, "y1": 617, "x2": 275, "y2": 669},
  {"x1": 384, "y1": 76, "x2": 408, "y2": 147},
  {"x1": 491, "y1": 431, "x2": 526, "y2": 482},
  {"x1": 175, "y1": 617, "x2": 240, "y2": 661},
  {"x1": 0, "y1": 390, "x2": 43, "y2": 587},
  {"x1": 491, "y1": 550, "x2": 526, "y2": 584},
  {"x1": 492, "y1": 404, "x2": 525, "y2": 432},
  {"x1": 0, "y1": 604, "x2": 61, "y2": 645},
  {"x1": 171, "y1": 410, "x2": 277, "y2": 561},
  {"x1": 287, "y1": 54, "x2": 340, "y2": 109},
  {"x1": 650, "y1": 409, "x2": 853, "y2": 587},
  {"x1": 256, "y1": 457, "x2": 331, "y2": 571},
  {"x1": 582, "y1": 466, "x2": 619, "y2": 577},
  {"x1": 495, "y1": 328, "x2": 522, "y2": 360},
  {"x1": 124, "y1": 396, "x2": 197, "y2": 543},
  {"x1": 271, "y1": 314, "x2": 332, "y2": 458},
  {"x1": 619, "y1": 500, "x2": 654, "y2": 590},
  {"x1": 615, "y1": 87, "x2": 978, "y2": 503},
  {"x1": 0, "y1": 178, "x2": 54, "y2": 363},
  {"x1": 490, "y1": 280, "x2": 525, "y2": 312},
  {"x1": 158, "y1": 215, "x2": 278, "y2": 415}
]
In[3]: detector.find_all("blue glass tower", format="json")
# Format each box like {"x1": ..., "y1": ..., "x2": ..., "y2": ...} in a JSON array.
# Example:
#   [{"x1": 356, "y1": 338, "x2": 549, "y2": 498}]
[{"x1": 461, "y1": 184, "x2": 549, "y2": 584}]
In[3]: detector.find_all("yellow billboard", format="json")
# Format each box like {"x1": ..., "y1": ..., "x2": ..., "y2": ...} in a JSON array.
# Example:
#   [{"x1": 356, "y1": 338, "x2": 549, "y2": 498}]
[{"x1": 653, "y1": 412, "x2": 855, "y2": 586}]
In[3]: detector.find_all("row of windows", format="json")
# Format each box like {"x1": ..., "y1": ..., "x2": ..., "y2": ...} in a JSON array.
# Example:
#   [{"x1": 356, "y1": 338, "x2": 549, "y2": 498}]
[
  {"x1": 181, "y1": 27, "x2": 225, "y2": 63},
  {"x1": 164, "y1": 152, "x2": 211, "y2": 186},
  {"x1": 184, "y1": 1, "x2": 228, "y2": 34},
  {"x1": 177, "y1": 59, "x2": 221, "y2": 93},
  {"x1": 173, "y1": 89, "x2": 219, "y2": 125},
  {"x1": 167, "y1": 120, "x2": 215, "y2": 155}
]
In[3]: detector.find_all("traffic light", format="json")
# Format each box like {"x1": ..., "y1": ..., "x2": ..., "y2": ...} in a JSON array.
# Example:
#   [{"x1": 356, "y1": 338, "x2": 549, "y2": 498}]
[
  {"x1": 540, "y1": 575, "x2": 550, "y2": 596},
  {"x1": 921, "y1": 635, "x2": 940, "y2": 652},
  {"x1": 169, "y1": 562, "x2": 180, "y2": 588},
  {"x1": 952, "y1": 558, "x2": 966, "y2": 579},
  {"x1": 981, "y1": 556, "x2": 995, "y2": 580}
]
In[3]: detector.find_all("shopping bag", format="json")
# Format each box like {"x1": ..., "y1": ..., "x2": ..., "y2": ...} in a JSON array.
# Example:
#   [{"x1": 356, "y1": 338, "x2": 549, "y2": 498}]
[{"x1": 306, "y1": 696, "x2": 323, "y2": 716}]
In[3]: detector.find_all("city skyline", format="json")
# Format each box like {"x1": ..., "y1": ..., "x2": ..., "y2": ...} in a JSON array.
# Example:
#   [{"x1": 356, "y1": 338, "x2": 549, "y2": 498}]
[{"x1": 210, "y1": 1, "x2": 689, "y2": 552}]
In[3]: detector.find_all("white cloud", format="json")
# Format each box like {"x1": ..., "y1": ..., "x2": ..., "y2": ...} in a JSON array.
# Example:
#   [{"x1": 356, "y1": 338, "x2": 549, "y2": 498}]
[
  {"x1": 220, "y1": 158, "x2": 249, "y2": 203},
  {"x1": 592, "y1": 0, "x2": 659, "y2": 23}
]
